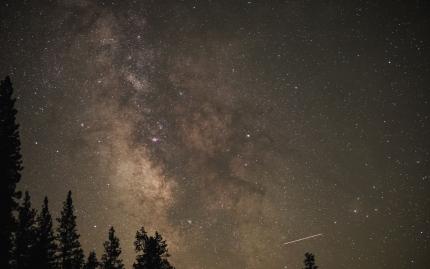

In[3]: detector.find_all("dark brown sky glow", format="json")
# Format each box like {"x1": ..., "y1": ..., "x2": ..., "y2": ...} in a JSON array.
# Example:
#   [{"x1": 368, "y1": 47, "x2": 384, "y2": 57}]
[{"x1": 1, "y1": 1, "x2": 430, "y2": 268}]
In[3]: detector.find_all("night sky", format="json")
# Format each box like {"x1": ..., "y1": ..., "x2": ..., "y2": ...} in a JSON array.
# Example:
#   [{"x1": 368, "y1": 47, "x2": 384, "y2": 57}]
[{"x1": 1, "y1": 0, "x2": 430, "y2": 268}]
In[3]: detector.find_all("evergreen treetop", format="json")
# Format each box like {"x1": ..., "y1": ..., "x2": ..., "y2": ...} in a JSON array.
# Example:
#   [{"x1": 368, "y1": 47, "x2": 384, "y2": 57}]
[
  {"x1": 303, "y1": 252, "x2": 318, "y2": 269},
  {"x1": 14, "y1": 191, "x2": 37, "y2": 269},
  {"x1": 84, "y1": 250, "x2": 99, "y2": 269},
  {"x1": 33, "y1": 196, "x2": 57, "y2": 269},
  {"x1": 101, "y1": 226, "x2": 124, "y2": 269},
  {"x1": 57, "y1": 190, "x2": 84, "y2": 269},
  {"x1": 133, "y1": 227, "x2": 174, "y2": 269},
  {"x1": 0, "y1": 76, "x2": 23, "y2": 268}
]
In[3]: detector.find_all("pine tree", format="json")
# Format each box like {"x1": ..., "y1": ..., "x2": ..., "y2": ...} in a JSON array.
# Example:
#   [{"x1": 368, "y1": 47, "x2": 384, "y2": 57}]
[
  {"x1": 84, "y1": 251, "x2": 99, "y2": 269},
  {"x1": 33, "y1": 197, "x2": 57, "y2": 269},
  {"x1": 14, "y1": 191, "x2": 37, "y2": 269},
  {"x1": 101, "y1": 227, "x2": 124, "y2": 269},
  {"x1": 0, "y1": 76, "x2": 23, "y2": 268},
  {"x1": 133, "y1": 227, "x2": 174, "y2": 269},
  {"x1": 303, "y1": 252, "x2": 318, "y2": 269},
  {"x1": 57, "y1": 191, "x2": 84, "y2": 269},
  {"x1": 133, "y1": 227, "x2": 149, "y2": 269}
]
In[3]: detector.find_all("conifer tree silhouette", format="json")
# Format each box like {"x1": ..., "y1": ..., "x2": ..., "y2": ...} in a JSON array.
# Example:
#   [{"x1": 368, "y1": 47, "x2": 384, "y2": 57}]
[
  {"x1": 84, "y1": 250, "x2": 99, "y2": 269},
  {"x1": 33, "y1": 197, "x2": 57, "y2": 269},
  {"x1": 101, "y1": 226, "x2": 124, "y2": 269},
  {"x1": 303, "y1": 252, "x2": 318, "y2": 269},
  {"x1": 57, "y1": 191, "x2": 84, "y2": 269},
  {"x1": 14, "y1": 191, "x2": 37, "y2": 269},
  {"x1": 0, "y1": 76, "x2": 23, "y2": 268},
  {"x1": 133, "y1": 227, "x2": 174, "y2": 269}
]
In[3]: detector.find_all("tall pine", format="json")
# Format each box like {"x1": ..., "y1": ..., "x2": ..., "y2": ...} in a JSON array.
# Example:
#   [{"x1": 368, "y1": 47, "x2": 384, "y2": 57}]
[
  {"x1": 303, "y1": 252, "x2": 318, "y2": 269},
  {"x1": 101, "y1": 227, "x2": 124, "y2": 269},
  {"x1": 33, "y1": 197, "x2": 57, "y2": 269},
  {"x1": 14, "y1": 191, "x2": 37, "y2": 269},
  {"x1": 0, "y1": 76, "x2": 23, "y2": 268},
  {"x1": 57, "y1": 191, "x2": 84, "y2": 269},
  {"x1": 133, "y1": 227, "x2": 174, "y2": 269},
  {"x1": 84, "y1": 251, "x2": 99, "y2": 269}
]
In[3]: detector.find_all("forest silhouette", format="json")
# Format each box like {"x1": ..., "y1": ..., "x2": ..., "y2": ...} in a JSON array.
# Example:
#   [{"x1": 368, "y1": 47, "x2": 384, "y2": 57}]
[{"x1": 0, "y1": 76, "x2": 319, "y2": 269}]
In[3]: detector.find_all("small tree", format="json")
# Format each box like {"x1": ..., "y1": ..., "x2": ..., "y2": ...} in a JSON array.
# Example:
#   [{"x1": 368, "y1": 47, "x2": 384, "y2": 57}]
[
  {"x1": 303, "y1": 252, "x2": 318, "y2": 269},
  {"x1": 0, "y1": 76, "x2": 23, "y2": 268},
  {"x1": 133, "y1": 227, "x2": 149, "y2": 269},
  {"x1": 57, "y1": 191, "x2": 84, "y2": 269},
  {"x1": 33, "y1": 197, "x2": 57, "y2": 269},
  {"x1": 14, "y1": 191, "x2": 37, "y2": 269},
  {"x1": 133, "y1": 227, "x2": 174, "y2": 269},
  {"x1": 84, "y1": 250, "x2": 99, "y2": 269},
  {"x1": 101, "y1": 227, "x2": 124, "y2": 269}
]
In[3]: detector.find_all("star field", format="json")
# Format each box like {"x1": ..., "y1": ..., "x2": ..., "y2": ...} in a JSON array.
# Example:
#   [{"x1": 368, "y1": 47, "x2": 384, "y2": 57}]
[{"x1": 1, "y1": 1, "x2": 429, "y2": 268}]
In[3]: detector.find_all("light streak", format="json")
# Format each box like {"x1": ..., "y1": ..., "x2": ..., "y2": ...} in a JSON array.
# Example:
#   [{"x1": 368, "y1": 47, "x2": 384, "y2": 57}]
[{"x1": 283, "y1": 233, "x2": 323, "y2": 245}]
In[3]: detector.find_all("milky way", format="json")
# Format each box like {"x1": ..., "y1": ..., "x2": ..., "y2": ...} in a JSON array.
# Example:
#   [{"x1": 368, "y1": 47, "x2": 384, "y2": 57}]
[{"x1": 1, "y1": 1, "x2": 430, "y2": 268}]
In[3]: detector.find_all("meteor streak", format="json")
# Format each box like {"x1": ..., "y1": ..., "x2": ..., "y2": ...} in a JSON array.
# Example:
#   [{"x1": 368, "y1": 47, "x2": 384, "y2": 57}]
[{"x1": 283, "y1": 233, "x2": 323, "y2": 245}]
